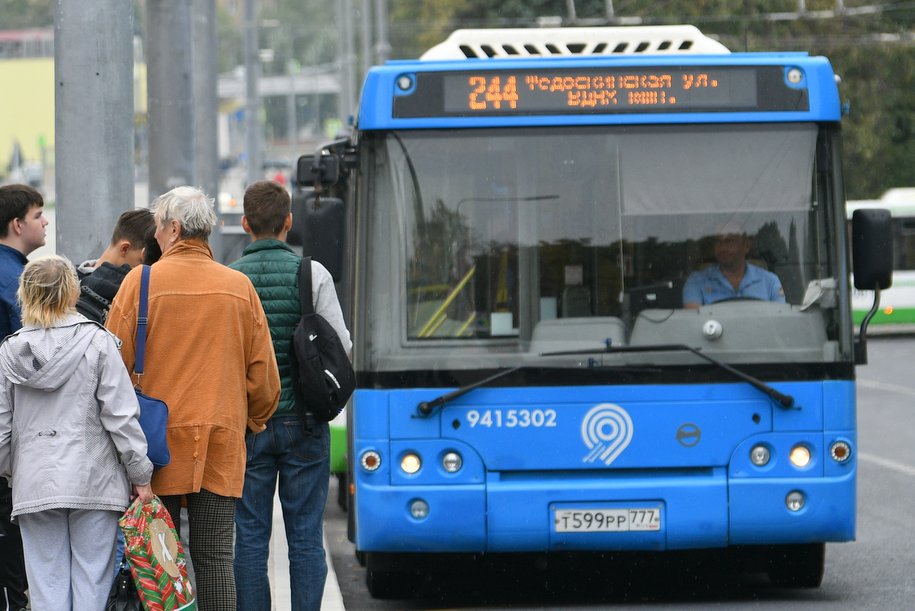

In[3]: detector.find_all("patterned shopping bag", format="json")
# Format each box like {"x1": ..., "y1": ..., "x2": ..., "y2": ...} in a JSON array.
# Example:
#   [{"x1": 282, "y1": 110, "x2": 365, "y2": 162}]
[{"x1": 119, "y1": 496, "x2": 197, "y2": 611}]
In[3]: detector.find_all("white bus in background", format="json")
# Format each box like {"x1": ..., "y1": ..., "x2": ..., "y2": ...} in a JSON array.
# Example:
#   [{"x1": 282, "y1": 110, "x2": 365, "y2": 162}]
[{"x1": 848, "y1": 188, "x2": 915, "y2": 329}]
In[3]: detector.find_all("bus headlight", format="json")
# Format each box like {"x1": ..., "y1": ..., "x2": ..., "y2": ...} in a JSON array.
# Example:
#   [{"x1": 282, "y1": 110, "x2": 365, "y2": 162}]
[
  {"x1": 789, "y1": 444, "x2": 811, "y2": 468},
  {"x1": 410, "y1": 499, "x2": 429, "y2": 520},
  {"x1": 400, "y1": 452, "x2": 422, "y2": 475},
  {"x1": 786, "y1": 490, "x2": 805, "y2": 512},
  {"x1": 360, "y1": 450, "x2": 382, "y2": 472},
  {"x1": 442, "y1": 451, "x2": 463, "y2": 473},
  {"x1": 750, "y1": 444, "x2": 771, "y2": 466},
  {"x1": 830, "y1": 440, "x2": 852, "y2": 463}
]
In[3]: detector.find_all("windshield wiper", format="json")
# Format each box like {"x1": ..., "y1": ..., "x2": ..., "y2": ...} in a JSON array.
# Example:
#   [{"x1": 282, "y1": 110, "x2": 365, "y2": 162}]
[
  {"x1": 416, "y1": 362, "x2": 664, "y2": 418},
  {"x1": 417, "y1": 365, "x2": 524, "y2": 416},
  {"x1": 542, "y1": 344, "x2": 795, "y2": 409}
]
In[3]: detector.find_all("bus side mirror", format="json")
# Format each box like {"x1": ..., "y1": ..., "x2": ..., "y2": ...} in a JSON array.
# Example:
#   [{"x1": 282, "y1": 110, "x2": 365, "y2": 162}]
[
  {"x1": 852, "y1": 208, "x2": 893, "y2": 290},
  {"x1": 289, "y1": 190, "x2": 346, "y2": 281},
  {"x1": 296, "y1": 155, "x2": 316, "y2": 187},
  {"x1": 296, "y1": 152, "x2": 340, "y2": 188}
]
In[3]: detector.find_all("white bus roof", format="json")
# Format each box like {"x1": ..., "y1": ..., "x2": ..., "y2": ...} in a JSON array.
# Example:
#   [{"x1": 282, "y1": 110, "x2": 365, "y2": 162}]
[
  {"x1": 847, "y1": 188, "x2": 915, "y2": 218},
  {"x1": 420, "y1": 26, "x2": 730, "y2": 60},
  {"x1": 882, "y1": 188, "x2": 915, "y2": 204}
]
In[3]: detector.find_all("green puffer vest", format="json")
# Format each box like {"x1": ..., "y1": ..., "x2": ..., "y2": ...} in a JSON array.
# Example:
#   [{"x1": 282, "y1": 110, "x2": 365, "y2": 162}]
[{"x1": 229, "y1": 239, "x2": 301, "y2": 416}]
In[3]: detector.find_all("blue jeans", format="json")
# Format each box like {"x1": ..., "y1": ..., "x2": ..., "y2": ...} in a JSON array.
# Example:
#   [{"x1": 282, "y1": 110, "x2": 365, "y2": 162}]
[{"x1": 234, "y1": 414, "x2": 329, "y2": 611}]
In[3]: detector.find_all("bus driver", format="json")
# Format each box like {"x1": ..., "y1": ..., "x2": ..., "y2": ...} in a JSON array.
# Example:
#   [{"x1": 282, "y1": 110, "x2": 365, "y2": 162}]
[{"x1": 682, "y1": 222, "x2": 785, "y2": 308}]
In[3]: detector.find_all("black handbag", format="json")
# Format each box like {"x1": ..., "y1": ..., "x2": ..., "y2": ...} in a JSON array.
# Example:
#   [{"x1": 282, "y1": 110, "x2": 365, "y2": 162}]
[{"x1": 105, "y1": 562, "x2": 142, "y2": 611}]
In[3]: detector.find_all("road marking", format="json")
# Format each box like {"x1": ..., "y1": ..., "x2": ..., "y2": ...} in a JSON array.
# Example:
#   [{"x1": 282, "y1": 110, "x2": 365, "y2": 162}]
[
  {"x1": 857, "y1": 378, "x2": 915, "y2": 398},
  {"x1": 858, "y1": 452, "x2": 915, "y2": 478}
]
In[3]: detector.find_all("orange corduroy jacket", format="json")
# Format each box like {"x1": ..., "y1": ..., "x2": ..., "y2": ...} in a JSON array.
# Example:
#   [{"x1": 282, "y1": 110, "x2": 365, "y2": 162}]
[{"x1": 107, "y1": 239, "x2": 279, "y2": 498}]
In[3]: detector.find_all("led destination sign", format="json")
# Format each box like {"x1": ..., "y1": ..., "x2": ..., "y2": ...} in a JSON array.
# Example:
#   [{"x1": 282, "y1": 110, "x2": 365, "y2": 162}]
[{"x1": 392, "y1": 66, "x2": 808, "y2": 118}]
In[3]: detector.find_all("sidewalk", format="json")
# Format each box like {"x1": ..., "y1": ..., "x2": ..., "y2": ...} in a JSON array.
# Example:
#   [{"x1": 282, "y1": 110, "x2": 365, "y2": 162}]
[{"x1": 269, "y1": 489, "x2": 345, "y2": 610}]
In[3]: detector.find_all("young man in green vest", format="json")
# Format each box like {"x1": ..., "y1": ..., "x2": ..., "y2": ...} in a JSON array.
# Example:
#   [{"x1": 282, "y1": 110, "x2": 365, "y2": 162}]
[{"x1": 230, "y1": 180, "x2": 351, "y2": 611}]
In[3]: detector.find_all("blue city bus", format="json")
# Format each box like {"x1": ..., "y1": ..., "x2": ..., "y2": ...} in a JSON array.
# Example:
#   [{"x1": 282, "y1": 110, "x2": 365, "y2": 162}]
[{"x1": 293, "y1": 26, "x2": 892, "y2": 598}]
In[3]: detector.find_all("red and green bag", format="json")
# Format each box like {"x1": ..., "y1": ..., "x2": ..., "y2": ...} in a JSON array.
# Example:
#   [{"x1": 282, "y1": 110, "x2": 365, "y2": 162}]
[{"x1": 119, "y1": 496, "x2": 197, "y2": 611}]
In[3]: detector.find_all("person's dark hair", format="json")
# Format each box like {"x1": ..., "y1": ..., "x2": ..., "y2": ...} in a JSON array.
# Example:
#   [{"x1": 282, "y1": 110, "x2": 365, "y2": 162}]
[
  {"x1": 143, "y1": 231, "x2": 162, "y2": 265},
  {"x1": 111, "y1": 209, "x2": 155, "y2": 249},
  {"x1": 242, "y1": 180, "x2": 291, "y2": 236},
  {"x1": 0, "y1": 184, "x2": 44, "y2": 239}
]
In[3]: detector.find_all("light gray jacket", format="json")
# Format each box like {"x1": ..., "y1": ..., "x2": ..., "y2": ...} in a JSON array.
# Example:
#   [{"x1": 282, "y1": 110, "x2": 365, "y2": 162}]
[{"x1": 0, "y1": 314, "x2": 153, "y2": 519}]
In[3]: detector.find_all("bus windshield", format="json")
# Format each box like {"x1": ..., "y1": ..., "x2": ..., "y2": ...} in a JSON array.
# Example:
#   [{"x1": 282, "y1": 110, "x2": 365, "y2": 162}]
[{"x1": 363, "y1": 123, "x2": 843, "y2": 371}]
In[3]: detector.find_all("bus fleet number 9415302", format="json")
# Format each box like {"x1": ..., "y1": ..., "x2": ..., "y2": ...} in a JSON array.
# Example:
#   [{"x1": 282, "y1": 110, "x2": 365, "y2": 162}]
[{"x1": 466, "y1": 408, "x2": 558, "y2": 428}]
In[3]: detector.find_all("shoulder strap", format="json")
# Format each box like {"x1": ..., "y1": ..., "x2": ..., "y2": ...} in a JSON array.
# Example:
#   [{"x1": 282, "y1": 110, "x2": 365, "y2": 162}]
[
  {"x1": 135, "y1": 265, "x2": 150, "y2": 377},
  {"x1": 298, "y1": 257, "x2": 314, "y2": 315}
]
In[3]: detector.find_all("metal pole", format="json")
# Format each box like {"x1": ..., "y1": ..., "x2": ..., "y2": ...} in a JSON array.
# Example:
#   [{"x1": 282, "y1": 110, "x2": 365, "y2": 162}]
[
  {"x1": 147, "y1": 0, "x2": 195, "y2": 203},
  {"x1": 337, "y1": 0, "x2": 356, "y2": 124},
  {"x1": 361, "y1": 0, "x2": 373, "y2": 80},
  {"x1": 566, "y1": 0, "x2": 577, "y2": 22},
  {"x1": 605, "y1": 0, "x2": 615, "y2": 20},
  {"x1": 374, "y1": 0, "x2": 391, "y2": 64},
  {"x1": 244, "y1": 0, "x2": 262, "y2": 187},
  {"x1": 55, "y1": 0, "x2": 134, "y2": 264},
  {"x1": 192, "y1": 0, "x2": 222, "y2": 260},
  {"x1": 287, "y1": 72, "x2": 298, "y2": 153},
  {"x1": 286, "y1": 27, "x2": 298, "y2": 153}
]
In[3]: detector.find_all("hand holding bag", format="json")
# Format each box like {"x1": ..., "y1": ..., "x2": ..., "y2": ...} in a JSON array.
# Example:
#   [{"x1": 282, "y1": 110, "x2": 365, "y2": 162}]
[
  {"x1": 119, "y1": 495, "x2": 196, "y2": 611},
  {"x1": 135, "y1": 265, "x2": 170, "y2": 469}
]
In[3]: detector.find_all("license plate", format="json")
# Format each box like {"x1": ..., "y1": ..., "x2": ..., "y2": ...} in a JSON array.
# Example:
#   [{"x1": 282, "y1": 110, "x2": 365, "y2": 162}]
[{"x1": 554, "y1": 507, "x2": 661, "y2": 533}]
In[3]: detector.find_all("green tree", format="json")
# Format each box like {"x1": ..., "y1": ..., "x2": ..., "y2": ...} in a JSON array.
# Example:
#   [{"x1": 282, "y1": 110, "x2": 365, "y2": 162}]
[{"x1": 0, "y1": 0, "x2": 53, "y2": 30}]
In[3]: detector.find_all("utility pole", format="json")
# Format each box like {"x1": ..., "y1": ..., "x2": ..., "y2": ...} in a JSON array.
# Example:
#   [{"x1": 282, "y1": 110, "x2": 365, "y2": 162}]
[
  {"x1": 566, "y1": 0, "x2": 577, "y2": 22},
  {"x1": 284, "y1": 25, "x2": 298, "y2": 154},
  {"x1": 244, "y1": 0, "x2": 263, "y2": 187},
  {"x1": 374, "y1": 0, "x2": 391, "y2": 65},
  {"x1": 192, "y1": 0, "x2": 222, "y2": 260},
  {"x1": 147, "y1": 1, "x2": 195, "y2": 203},
  {"x1": 54, "y1": 0, "x2": 134, "y2": 264},
  {"x1": 361, "y1": 0, "x2": 373, "y2": 79},
  {"x1": 337, "y1": 0, "x2": 357, "y2": 125}
]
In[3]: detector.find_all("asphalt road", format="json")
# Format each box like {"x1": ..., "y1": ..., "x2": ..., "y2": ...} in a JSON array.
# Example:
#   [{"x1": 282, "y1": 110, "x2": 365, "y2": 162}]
[{"x1": 325, "y1": 335, "x2": 915, "y2": 609}]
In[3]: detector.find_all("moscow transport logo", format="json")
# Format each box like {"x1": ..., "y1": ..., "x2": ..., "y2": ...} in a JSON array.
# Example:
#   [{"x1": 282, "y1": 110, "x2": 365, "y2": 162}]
[{"x1": 581, "y1": 403, "x2": 633, "y2": 465}]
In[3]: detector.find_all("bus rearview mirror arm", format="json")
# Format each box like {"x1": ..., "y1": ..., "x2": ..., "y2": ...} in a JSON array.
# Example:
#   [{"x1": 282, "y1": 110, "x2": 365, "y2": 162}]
[{"x1": 854, "y1": 288, "x2": 881, "y2": 365}]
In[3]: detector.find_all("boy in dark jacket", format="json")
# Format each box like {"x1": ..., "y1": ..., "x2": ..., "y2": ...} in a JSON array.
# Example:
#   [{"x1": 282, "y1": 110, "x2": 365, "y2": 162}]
[
  {"x1": 230, "y1": 180, "x2": 351, "y2": 611},
  {"x1": 76, "y1": 208, "x2": 156, "y2": 323}
]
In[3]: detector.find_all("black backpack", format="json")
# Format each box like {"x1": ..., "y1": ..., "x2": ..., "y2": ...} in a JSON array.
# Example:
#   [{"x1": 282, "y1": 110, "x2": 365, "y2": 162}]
[{"x1": 289, "y1": 257, "x2": 355, "y2": 422}]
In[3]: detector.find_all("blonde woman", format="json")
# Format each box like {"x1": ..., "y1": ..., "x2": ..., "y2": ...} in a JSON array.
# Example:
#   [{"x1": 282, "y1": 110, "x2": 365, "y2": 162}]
[{"x1": 0, "y1": 255, "x2": 153, "y2": 611}]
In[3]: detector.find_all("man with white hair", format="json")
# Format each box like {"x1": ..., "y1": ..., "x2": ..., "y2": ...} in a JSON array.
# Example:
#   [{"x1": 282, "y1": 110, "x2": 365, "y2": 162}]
[
  {"x1": 682, "y1": 221, "x2": 786, "y2": 308},
  {"x1": 107, "y1": 186, "x2": 280, "y2": 611}
]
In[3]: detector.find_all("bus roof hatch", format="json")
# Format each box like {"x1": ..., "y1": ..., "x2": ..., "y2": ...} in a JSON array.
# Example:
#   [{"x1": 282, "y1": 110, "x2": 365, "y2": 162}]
[{"x1": 420, "y1": 26, "x2": 731, "y2": 60}]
